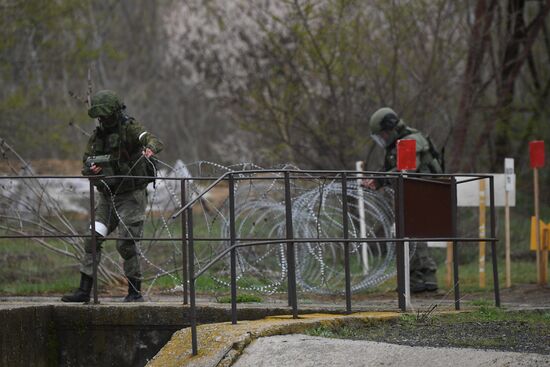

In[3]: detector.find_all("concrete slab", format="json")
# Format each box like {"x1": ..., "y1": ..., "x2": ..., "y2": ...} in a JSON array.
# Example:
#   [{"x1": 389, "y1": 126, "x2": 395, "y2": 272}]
[{"x1": 233, "y1": 334, "x2": 550, "y2": 367}]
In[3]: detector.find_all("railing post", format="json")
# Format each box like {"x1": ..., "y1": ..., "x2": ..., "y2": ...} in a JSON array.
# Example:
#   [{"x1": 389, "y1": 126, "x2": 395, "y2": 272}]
[
  {"x1": 284, "y1": 171, "x2": 298, "y2": 319},
  {"x1": 181, "y1": 179, "x2": 188, "y2": 305},
  {"x1": 229, "y1": 174, "x2": 238, "y2": 324},
  {"x1": 395, "y1": 174, "x2": 406, "y2": 311},
  {"x1": 187, "y1": 207, "x2": 198, "y2": 356},
  {"x1": 489, "y1": 176, "x2": 501, "y2": 307},
  {"x1": 89, "y1": 179, "x2": 99, "y2": 305},
  {"x1": 451, "y1": 176, "x2": 460, "y2": 310},
  {"x1": 341, "y1": 173, "x2": 351, "y2": 314}
]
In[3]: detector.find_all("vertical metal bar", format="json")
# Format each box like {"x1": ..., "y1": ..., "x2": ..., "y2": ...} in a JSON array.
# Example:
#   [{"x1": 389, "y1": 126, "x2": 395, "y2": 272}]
[
  {"x1": 187, "y1": 208, "x2": 198, "y2": 356},
  {"x1": 284, "y1": 171, "x2": 298, "y2": 319},
  {"x1": 89, "y1": 179, "x2": 99, "y2": 304},
  {"x1": 229, "y1": 174, "x2": 238, "y2": 324},
  {"x1": 181, "y1": 179, "x2": 188, "y2": 305},
  {"x1": 395, "y1": 174, "x2": 406, "y2": 311},
  {"x1": 489, "y1": 176, "x2": 501, "y2": 307},
  {"x1": 341, "y1": 173, "x2": 351, "y2": 314},
  {"x1": 478, "y1": 179, "x2": 486, "y2": 288},
  {"x1": 451, "y1": 176, "x2": 460, "y2": 310},
  {"x1": 286, "y1": 177, "x2": 292, "y2": 307}
]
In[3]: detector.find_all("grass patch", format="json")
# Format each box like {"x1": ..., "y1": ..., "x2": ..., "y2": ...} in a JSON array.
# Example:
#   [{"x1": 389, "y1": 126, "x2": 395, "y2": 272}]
[{"x1": 363, "y1": 257, "x2": 541, "y2": 295}]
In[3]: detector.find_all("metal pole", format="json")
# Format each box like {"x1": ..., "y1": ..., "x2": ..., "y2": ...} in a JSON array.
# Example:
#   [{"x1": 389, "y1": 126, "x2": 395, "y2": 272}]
[
  {"x1": 504, "y1": 158, "x2": 514, "y2": 288},
  {"x1": 451, "y1": 177, "x2": 460, "y2": 310},
  {"x1": 355, "y1": 161, "x2": 369, "y2": 274},
  {"x1": 395, "y1": 174, "x2": 406, "y2": 311},
  {"x1": 229, "y1": 174, "x2": 238, "y2": 324},
  {"x1": 341, "y1": 173, "x2": 351, "y2": 314},
  {"x1": 89, "y1": 179, "x2": 99, "y2": 304},
  {"x1": 284, "y1": 171, "x2": 298, "y2": 319},
  {"x1": 489, "y1": 176, "x2": 501, "y2": 307},
  {"x1": 187, "y1": 208, "x2": 198, "y2": 356},
  {"x1": 181, "y1": 179, "x2": 188, "y2": 305}
]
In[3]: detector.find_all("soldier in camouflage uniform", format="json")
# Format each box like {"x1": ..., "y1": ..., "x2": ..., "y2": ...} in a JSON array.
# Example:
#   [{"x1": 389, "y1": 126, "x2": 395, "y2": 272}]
[
  {"x1": 365, "y1": 107, "x2": 442, "y2": 293},
  {"x1": 62, "y1": 90, "x2": 163, "y2": 303}
]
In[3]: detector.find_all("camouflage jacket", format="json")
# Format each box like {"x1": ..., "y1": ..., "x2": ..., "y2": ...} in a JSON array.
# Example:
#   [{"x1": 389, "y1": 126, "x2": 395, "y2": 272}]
[
  {"x1": 383, "y1": 126, "x2": 442, "y2": 174},
  {"x1": 82, "y1": 116, "x2": 164, "y2": 193}
]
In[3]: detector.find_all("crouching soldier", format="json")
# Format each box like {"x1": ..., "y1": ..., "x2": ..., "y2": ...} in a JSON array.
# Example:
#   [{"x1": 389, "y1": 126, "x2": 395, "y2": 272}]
[
  {"x1": 364, "y1": 107, "x2": 443, "y2": 293},
  {"x1": 62, "y1": 90, "x2": 163, "y2": 303}
]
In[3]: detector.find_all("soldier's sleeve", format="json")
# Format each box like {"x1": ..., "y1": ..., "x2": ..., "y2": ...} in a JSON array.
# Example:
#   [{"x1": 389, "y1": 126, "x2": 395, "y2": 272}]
[
  {"x1": 128, "y1": 121, "x2": 164, "y2": 154},
  {"x1": 416, "y1": 134, "x2": 441, "y2": 174},
  {"x1": 81, "y1": 134, "x2": 96, "y2": 176}
]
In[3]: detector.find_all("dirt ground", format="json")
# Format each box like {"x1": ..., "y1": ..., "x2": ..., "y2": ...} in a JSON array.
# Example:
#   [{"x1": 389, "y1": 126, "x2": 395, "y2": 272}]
[
  {"x1": 306, "y1": 307, "x2": 550, "y2": 355},
  {"x1": 299, "y1": 283, "x2": 550, "y2": 356},
  {"x1": 469, "y1": 283, "x2": 550, "y2": 305}
]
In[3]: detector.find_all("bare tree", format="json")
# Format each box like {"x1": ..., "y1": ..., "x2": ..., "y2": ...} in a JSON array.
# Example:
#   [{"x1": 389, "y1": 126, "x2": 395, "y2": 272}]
[{"x1": 167, "y1": 0, "x2": 469, "y2": 169}]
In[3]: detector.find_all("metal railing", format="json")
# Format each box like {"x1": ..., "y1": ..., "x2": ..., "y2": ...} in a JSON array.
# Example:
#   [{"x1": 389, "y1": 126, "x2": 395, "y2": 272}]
[
  {"x1": 169, "y1": 170, "x2": 500, "y2": 356},
  {"x1": 0, "y1": 170, "x2": 500, "y2": 357}
]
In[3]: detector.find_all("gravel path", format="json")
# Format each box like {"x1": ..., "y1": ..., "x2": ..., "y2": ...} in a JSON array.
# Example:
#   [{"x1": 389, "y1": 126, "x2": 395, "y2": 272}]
[{"x1": 233, "y1": 334, "x2": 550, "y2": 367}]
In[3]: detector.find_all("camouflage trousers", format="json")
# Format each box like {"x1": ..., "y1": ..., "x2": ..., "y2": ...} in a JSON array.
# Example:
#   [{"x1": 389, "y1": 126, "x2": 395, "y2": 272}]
[
  {"x1": 80, "y1": 188, "x2": 147, "y2": 279},
  {"x1": 410, "y1": 242, "x2": 437, "y2": 285}
]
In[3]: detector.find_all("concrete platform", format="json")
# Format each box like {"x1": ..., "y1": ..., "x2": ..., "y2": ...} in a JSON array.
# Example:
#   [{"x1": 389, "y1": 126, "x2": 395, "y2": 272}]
[{"x1": 146, "y1": 311, "x2": 402, "y2": 367}]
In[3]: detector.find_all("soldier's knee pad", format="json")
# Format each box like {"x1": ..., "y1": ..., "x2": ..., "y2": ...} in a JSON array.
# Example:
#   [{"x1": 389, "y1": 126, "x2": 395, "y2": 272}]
[{"x1": 83, "y1": 233, "x2": 106, "y2": 254}]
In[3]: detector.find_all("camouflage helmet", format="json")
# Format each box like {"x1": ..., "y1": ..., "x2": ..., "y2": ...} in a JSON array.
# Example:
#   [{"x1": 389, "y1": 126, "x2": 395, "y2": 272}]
[
  {"x1": 369, "y1": 107, "x2": 400, "y2": 135},
  {"x1": 369, "y1": 107, "x2": 403, "y2": 148},
  {"x1": 88, "y1": 90, "x2": 124, "y2": 118}
]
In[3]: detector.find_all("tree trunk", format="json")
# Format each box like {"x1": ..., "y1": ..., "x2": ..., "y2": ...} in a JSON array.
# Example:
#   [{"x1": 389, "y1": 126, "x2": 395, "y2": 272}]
[{"x1": 450, "y1": 0, "x2": 497, "y2": 172}]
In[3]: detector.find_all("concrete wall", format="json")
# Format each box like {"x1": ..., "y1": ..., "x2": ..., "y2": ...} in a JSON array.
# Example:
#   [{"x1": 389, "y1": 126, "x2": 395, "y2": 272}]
[
  {"x1": 0, "y1": 306, "x2": 57, "y2": 367},
  {"x1": 0, "y1": 305, "x2": 186, "y2": 367},
  {"x1": 0, "y1": 303, "x2": 301, "y2": 367}
]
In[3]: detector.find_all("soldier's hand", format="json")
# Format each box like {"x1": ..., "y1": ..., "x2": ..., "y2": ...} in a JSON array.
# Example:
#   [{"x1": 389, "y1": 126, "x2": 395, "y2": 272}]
[
  {"x1": 361, "y1": 178, "x2": 377, "y2": 190},
  {"x1": 90, "y1": 164, "x2": 102, "y2": 174},
  {"x1": 143, "y1": 148, "x2": 154, "y2": 158}
]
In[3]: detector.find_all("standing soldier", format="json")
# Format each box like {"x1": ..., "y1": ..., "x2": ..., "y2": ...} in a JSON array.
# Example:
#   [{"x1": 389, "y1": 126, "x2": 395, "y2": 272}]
[
  {"x1": 364, "y1": 107, "x2": 443, "y2": 293},
  {"x1": 62, "y1": 90, "x2": 163, "y2": 303}
]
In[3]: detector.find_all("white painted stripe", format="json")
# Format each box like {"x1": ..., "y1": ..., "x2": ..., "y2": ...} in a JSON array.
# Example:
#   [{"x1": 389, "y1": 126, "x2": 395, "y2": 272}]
[
  {"x1": 138, "y1": 131, "x2": 148, "y2": 141},
  {"x1": 91, "y1": 221, "x2": 108, "y2": 237}
]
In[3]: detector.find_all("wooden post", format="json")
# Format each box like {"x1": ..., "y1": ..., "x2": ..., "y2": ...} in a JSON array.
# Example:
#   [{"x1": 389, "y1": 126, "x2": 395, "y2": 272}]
[
  {"x1": 542, "y1": 228, "x2": 548, "y2": 285},
  {"x1": 479, "y1": 179, "x2": 486, "y2": 288},
  {"x1": 534, "y1": 168, "x2": 542, "y2": 285},
  {"x1": 529, "y1": 141, "x2": 544, "y2": 285}
]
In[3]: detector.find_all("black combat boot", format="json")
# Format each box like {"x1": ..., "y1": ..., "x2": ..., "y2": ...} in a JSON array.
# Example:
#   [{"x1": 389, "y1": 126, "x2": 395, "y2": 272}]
[
  {"x1": 61, "y1": 273, "x2": 93, "y2": 303},
  {"x1": 423, "y1": 270, "x2": 438, "y2": 292},
  {"x1": 123, "y1": 277, "x2": 144, "y2": 302},
  {"x1": 410, "y1": 270, "x2": 427, "y2": 293}
]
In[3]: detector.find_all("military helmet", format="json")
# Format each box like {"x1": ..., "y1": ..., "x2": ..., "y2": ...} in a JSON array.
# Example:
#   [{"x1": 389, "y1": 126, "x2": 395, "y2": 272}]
[
  {"x1": 88, "y1": 90, "x2": 124, "y2": 118},
  {"x1": 369, "y1": 107, "x2": 400, "y2": 135}
]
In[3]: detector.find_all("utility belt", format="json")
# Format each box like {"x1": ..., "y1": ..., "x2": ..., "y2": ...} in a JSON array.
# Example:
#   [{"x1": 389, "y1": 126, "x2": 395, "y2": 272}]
[{"x1": 84, "y1": 154, "x2": 157, "y2": 194}]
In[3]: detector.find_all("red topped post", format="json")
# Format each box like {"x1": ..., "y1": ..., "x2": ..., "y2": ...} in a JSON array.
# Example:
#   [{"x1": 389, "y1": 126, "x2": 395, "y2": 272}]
[{"x1": 397, "y1": 139, "x2": 416, "y2": 171}]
